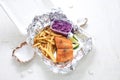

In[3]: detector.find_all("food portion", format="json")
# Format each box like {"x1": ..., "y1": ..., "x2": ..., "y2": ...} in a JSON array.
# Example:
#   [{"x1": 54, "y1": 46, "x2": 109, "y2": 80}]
[
  {"x1": 56, "y1": 49, "x2": 73, "y2": 62},
  {"x1": 73, "y1": 43, "x2": 79, "y2": 49},
  {"x1": 68, "y1": 33, "x2": 80, "y2": 49},
  {"x1": 34, "y1": 20, "x2": 79, "y2": 63},
  {"x1": 51, "y1": 20, "x2": 72, "y2": 36},
  {"x1": 55, "y1": 37, "x2": 73, "y2": 49},
  {"x1": 34, "y1": 26, "x2": 62, "y2": 62},
  {"x1": 55, "y1": 37, "x2": 73, "y2": 62}
]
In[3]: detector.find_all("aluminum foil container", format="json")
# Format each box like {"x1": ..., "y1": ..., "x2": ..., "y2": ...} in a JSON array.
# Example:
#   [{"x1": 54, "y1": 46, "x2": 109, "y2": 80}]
[{"x1": 26, "y1": 9, "x2": 92, "y2": 74}]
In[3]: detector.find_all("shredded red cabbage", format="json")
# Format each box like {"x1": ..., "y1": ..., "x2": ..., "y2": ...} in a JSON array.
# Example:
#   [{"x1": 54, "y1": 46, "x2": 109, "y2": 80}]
[{"x1": 52, "y1": 20, "x2": 72, "y2": 35}]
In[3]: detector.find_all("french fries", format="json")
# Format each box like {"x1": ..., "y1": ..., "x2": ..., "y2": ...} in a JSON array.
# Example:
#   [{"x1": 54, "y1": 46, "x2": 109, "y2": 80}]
[{"x1": 33, "y1": 26, "x2": 62, "y2": 62}]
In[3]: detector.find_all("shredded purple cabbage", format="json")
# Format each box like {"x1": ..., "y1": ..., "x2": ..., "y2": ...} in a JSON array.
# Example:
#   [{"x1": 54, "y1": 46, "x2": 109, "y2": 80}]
[{"x1": 52, "y1": 20, "x2": 72, "y2": 34}]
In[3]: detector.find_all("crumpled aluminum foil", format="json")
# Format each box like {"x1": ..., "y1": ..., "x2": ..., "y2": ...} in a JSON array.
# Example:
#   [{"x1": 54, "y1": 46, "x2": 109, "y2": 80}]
[{"x1": 26, "y1": 9, "x2": 92, "y2": 74}]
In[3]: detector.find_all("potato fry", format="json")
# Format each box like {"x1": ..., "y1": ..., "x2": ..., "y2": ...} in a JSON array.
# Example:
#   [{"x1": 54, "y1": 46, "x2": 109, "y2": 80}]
[
  {"x1": 33, "y1": 26, "x2": 62, "y2": 62},
  {"x1": 33, "y1": 43, "x2": 41, "y2": 47}
]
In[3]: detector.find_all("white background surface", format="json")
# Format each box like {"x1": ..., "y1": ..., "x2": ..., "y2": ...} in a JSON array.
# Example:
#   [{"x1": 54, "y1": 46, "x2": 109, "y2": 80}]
[{"x1": 0, "y1": 0, "x2": 120, "y2": 80}]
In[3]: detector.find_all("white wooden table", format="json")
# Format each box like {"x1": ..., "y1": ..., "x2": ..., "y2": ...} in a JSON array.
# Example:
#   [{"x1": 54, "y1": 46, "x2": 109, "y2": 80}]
[{"x1": 0, "y1": 0, "x2": 120, "y2": 80}]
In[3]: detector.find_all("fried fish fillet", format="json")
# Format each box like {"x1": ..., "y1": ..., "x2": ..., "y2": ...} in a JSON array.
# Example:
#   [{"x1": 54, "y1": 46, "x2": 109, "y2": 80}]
[
  {"x1": 56, "y1": 49, "x2": 73, "y2": 62},
  {"x1": 55, "y1": 37, "x2": 73, "y2": 49},
  {"x1": 55, "y1": 36, "x2": 73, "y2": 62}
]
